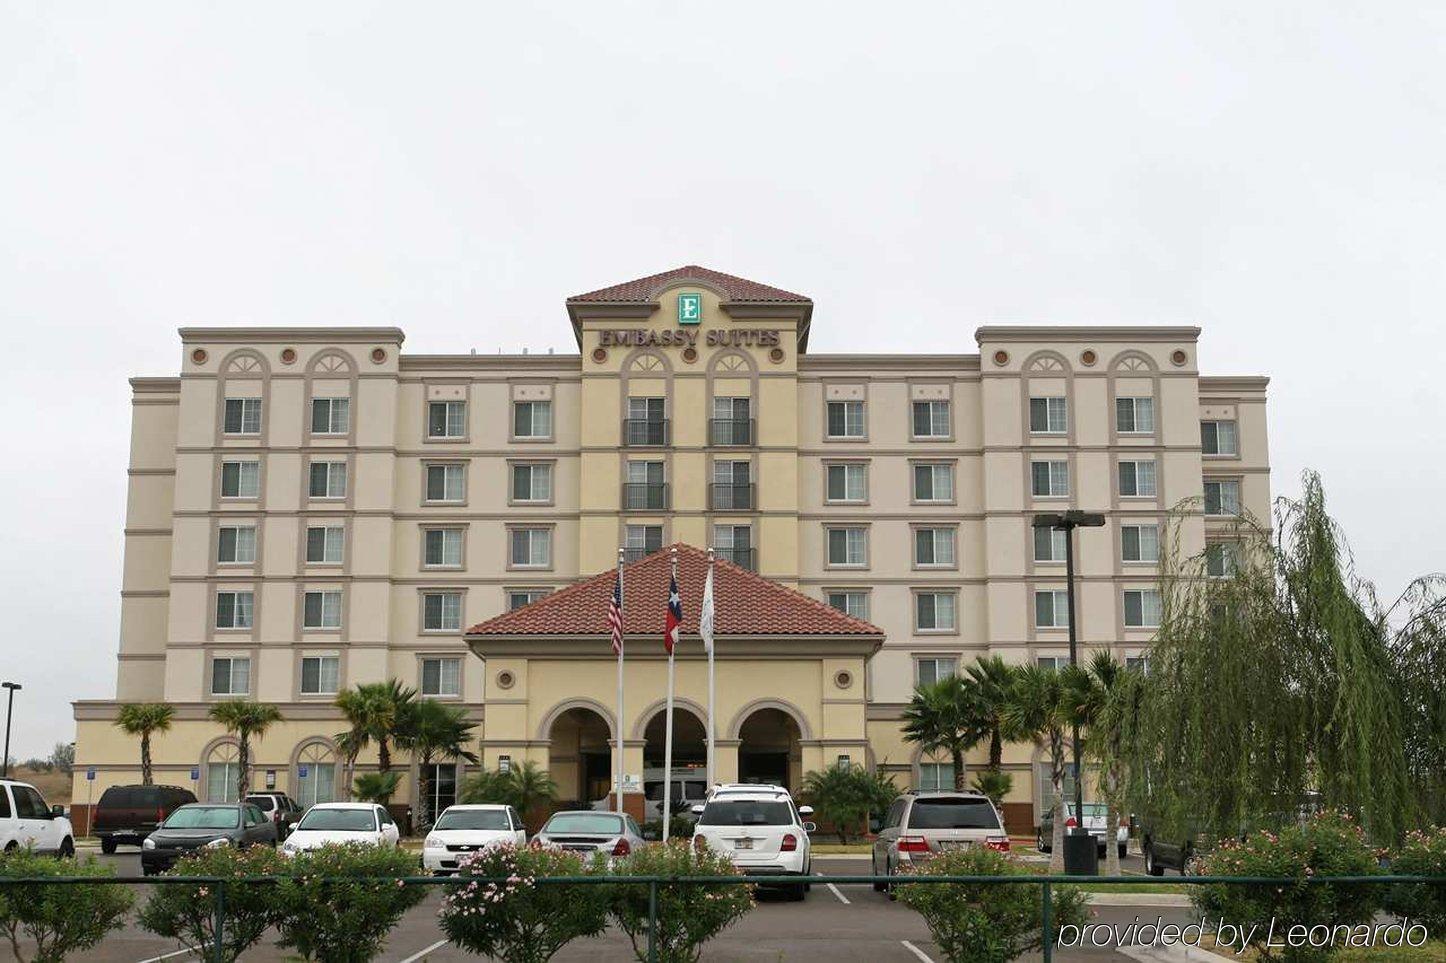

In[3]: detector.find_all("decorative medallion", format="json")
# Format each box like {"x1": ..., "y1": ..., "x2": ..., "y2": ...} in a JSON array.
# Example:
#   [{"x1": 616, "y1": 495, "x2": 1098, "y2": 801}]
[
  {"x1": 1080, "y1": 349, "x2": 1097, "y2": 366},
  {"x1": 591, "y1": 347, "x2": 608, "y2": 363},
  {"x1": 993, "y1": 350, "x2": 1009, "y2": 366},
  {"x1": 769, "y1": 347, "x2": 785, "y2": 363},
  {"x1": 191, "y1": 348, "x2": 208, "y2": 365},
  {"x1": 280, "y1": 347, "x2": 297, "y2": 365},
  {"x1": 682, "y1": 347, "x2": 698, "y2": 364},
  {"x1": 371, "y1": 347, "x2": 387, "y2": 364},
  {"x1": 496, "y1": 670, "x2": 516, "y2": 690},
  {"x1": 1171, "y1": 349, "x2": 1188, "y2": 366},
  {"x1": 834, "y1": 669, "x2": 854, "y2": 690}
]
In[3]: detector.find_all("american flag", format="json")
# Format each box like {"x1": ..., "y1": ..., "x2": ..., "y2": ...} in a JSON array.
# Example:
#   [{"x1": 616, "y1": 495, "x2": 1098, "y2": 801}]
[
  {"x1": 608, "y1": 571, "x2": 623, "y2": 656},
  {"x1": 664, "y1": 572, "x2": 682, "y2": 654}
]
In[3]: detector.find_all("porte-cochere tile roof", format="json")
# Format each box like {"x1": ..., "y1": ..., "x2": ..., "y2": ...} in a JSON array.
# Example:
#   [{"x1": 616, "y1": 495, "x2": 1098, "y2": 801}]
[{"x1": 567, "y1": 265, "x2": 811, "y2": 304}]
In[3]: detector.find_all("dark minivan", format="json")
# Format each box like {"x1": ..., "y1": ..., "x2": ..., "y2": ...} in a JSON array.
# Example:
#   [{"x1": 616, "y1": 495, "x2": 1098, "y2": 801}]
[{"x1": 93, "y1": 784, "x2": 197, "y2": 853}]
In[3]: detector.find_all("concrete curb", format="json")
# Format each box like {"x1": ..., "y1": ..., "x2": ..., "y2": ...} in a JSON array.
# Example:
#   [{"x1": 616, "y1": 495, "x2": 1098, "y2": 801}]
[{"x1": 1086, "y1": 892, "x2": 1192, "y2": 907}]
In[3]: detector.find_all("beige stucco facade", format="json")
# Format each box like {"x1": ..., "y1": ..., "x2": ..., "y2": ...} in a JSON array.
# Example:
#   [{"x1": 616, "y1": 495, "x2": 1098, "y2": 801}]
[{"x1": 73, "y1": 267, "x2": 1270, "y2": 831}]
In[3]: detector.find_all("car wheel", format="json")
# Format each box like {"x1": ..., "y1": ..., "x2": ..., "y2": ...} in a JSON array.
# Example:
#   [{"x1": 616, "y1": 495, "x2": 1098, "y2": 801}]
[
  {"x1": 58, "y1": 837, "x2": 75, "y2": 859},
  {"x1": 4, "y1": 842, "x2": 17, "y2": 853},
  {"x1": 790, "y1": 882, "x2": 807, "y2": 902},
  {"x1": 1037, "y1": 829, "x2": 1047, "y2": 852},
  {"x1": 885, "y1": 861, "x2": 897, "y2": 902},
  {"x1": 100, "y1": 837, "x2": 117, "y2": 855},
  {"x1": 1144, "y1": 844, "x2": 1164, "y2": 877},
  {"x1": 871, "y1": 855, "x2": 885, "y2": 892}
]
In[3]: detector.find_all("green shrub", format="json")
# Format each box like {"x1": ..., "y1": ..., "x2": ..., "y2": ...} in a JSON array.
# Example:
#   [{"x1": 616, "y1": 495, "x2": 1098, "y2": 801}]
[
  {"x1": 438, "y1": 844, "x2": 609, "y2": 963},
  {"x1": 273, "y1": 843, "x2": 426, "y2": 962},
  {"x1": 136, "y1": 844, "x2": 283, "y2": 962},
  {"x1": 1193, "y1": 810, "x2": 1381, "y2": 963},
  {"x1": 800, "y1": 763, "x2": 897, "y2": 843},
  {"x1": 0, "y1": 850, "x2": 133, "y2": 963},
  {"x1": 608, "y1": 840, "x2": 754, "y2": 963},
  {"x1": 1383, "y1": 827, "x2": 1446, "y2": 932},
  {"x1": 896, "y1": 846, "x2": 1088, "y2": 963},
  {"x1": 639, "y1": 815, "x2": 694, "y2": 842}
]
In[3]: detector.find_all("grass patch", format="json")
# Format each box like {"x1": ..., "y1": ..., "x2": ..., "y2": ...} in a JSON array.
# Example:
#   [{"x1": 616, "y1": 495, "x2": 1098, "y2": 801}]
[{"x1": 811, "y1": 843, "x2": 873, "y2": 854}]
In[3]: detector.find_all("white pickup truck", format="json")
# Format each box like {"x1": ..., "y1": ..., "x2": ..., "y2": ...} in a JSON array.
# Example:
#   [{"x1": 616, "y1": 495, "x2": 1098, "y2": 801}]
[
  {"x1": 1, "y1": 779, "x2": 75, "y2": 857},
  {"x1": 1036, "y1": 802, "x2": 1129, "y2": 859}
]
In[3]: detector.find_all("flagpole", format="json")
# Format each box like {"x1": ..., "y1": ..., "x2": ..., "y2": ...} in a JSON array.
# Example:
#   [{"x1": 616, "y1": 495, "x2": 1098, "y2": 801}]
[
  {"x1": 662, "y1": 546, "x2": 678, "y2": 843},
  {"x1": 706, "y1": 547, "x2": 716, "y2": 790},
  {"x1": 616, "y1": 547, "x2": 625, "y2": 816}
]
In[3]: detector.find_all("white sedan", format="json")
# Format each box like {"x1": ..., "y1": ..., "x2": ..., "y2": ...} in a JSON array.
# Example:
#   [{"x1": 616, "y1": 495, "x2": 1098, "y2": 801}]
[
  {"x1": 281, "y1": 802, "x2": 400, "y2": 854},
  {"x1": 422, "y1": 804, "x2": 527, "y2": 874}
]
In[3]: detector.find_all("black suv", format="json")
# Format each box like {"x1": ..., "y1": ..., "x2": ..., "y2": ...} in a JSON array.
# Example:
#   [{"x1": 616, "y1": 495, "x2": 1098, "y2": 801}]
[
  {"x1": 93, "y1": 784, "x2": 197, "y2": 854},
  {"x1": 244, "y1": 792, "x2": 304, "y2": 839}
]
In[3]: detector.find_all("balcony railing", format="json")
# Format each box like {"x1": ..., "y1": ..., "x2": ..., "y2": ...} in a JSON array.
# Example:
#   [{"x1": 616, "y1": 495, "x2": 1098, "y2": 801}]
[
  {"x1": 709, "y1": 418, "x2": 755, "y2": 446},
  {"x1": 715, "y1": 547, "x2": 755, "y2": 571},
  {"x1": 709, "y1": 483, "x2": 755, "y2": 511},
  {"x1": 622, "y1": 419, "x2": 669, "y2": 447},
  {"x1": 621, "y1": 483, "x2": 669, "y2": 511}
]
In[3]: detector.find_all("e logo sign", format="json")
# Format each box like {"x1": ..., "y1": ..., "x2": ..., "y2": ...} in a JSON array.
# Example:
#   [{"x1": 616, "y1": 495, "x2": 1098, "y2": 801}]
[{"x1": 677, "y1": 293, "x2": 702, "y2": 325}]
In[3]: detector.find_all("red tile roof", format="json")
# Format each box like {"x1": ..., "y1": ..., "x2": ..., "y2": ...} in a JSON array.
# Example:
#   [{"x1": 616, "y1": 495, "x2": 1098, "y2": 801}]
[
  {"x1": 568, "y1": 266, "x2": 811, "y2": 304},
  {"x1": 465, "y1": 544, "x2": 881, "y2": 638}
]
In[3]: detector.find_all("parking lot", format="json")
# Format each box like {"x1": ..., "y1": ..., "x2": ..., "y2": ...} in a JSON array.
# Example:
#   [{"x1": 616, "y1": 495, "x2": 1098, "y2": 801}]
[{"x1": 46, "y1": 850, "x2": 1195, "y2": 962}]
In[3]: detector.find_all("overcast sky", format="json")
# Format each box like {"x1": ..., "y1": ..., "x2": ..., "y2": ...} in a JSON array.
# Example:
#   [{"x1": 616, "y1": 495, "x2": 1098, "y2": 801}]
[{"x1": 2, "y1": 2, "x2": 1443, "y2": 760}]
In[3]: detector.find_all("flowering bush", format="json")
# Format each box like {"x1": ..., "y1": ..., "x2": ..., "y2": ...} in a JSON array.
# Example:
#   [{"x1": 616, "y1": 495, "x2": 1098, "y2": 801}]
[
  {"x1": 1383, "y1": 827, "x2": 1446, "y2": 932},
  {"x1": 137, "y1": 845, "x2": 284, "y2": 962},
  {"x1": 1193, "y1": 810, "x2": 1380, "y2": 963},
  {"x1": 0, "y1": 849, "x2": 133, "y2": 963},
  {"x1": 895, "y1": 846, "x2": 1088, "y2": 963},
  {"x1": 438, "y1": 843, "x2": 609, "y2": 963},
  {"x1": 607, "y1": 840, "x2": 754, "y2": 963},
  {"x1": 273, "y1": 843, "x2": 426, "y2": 962}
]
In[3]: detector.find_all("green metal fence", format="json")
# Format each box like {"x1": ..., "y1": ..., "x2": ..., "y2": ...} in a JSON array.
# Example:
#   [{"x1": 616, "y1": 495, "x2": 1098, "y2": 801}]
[{"x1": 2, "y1": 873, "x2": 1441, "y2": 963}]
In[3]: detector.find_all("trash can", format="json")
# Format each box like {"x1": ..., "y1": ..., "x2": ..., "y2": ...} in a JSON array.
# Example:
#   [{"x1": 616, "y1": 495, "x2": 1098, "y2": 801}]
[{"x1": 1063, "y1": 830, "x2": 1099, "y2": 875}]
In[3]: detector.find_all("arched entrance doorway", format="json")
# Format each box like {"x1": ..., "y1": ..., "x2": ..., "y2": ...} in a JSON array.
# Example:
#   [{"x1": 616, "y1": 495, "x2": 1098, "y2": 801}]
[
  {"x1": 641, "y1": 706, "x2": 708, "y2": 818},
  {"x1": 737, "y1": 708, "x2": 802, "y2": 792},
  {"x1": 546, "y1": 707, "x2": 612, "y2": 808}
]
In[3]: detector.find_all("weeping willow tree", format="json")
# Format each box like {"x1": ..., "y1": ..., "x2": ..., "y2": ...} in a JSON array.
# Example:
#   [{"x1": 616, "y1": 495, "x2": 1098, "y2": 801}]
[
  {"x1": 1386, "y1": 576, "x2": 1446, "y2": 827},
  {"x1": 1122, "y1": 471, "x2": 1423, "y2": 845}
]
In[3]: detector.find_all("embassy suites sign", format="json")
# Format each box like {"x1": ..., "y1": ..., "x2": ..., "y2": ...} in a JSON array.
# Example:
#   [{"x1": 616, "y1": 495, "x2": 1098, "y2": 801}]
[{"x1": 596, "y1": 328, "x2": 783, "y2": 348}]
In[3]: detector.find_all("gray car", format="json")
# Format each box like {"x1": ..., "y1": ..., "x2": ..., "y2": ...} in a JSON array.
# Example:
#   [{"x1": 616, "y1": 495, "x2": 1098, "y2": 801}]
[
  {"x1": 871, "y1": 791, "x2": 1010, "y2": 894},
  {"x1": 534, "y1": 810, "x2": 646, "y2": 862},
  {"x1": 141, "y1": 802, "x2": 277, "y2": 874}
]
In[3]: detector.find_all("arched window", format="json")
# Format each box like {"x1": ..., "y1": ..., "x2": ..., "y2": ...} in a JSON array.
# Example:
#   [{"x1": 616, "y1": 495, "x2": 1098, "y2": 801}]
[
  {"x1": 295, "y1": 741, "x2": 338, "y2": 806},
  {"x1": 205, "y1": 742, "x2": 241, "y2": 802}
]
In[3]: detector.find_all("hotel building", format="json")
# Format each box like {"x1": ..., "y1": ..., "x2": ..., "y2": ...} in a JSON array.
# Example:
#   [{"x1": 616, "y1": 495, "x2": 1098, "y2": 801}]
[{"x1": 72, "y1": 265, "x2": 1270, "y2": 831}]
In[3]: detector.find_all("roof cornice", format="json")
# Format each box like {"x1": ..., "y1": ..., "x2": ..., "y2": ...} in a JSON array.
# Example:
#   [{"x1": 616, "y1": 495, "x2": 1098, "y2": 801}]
[
  {"x1": 1199, "y1": 376, "x2": 1270, "y2": 392},
  {"x1": 800, "y1": 353, "x2": 981, "y2": 371},
  {"x1": 178, "y1": 327, "x2": 406, "y2": 344},
  {"x1": 130, "y1": 377, "x2": 181, "y2": 392},
  {"x1": 400, "y1": 353, "x2": 582, "y2": 371},
  {"x1": 974, "y1": 325, "x2": 1201, "y2": 343}
]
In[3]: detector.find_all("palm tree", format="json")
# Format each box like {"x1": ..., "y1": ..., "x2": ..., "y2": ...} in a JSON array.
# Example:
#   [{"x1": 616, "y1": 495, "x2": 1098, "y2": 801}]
[
  {"x1": 114, "y1": 703, "x2": 175, "y2": 786},
  {"x1": 1073, "y1": 651, "x2": 1144, "y2": 877},
  {"x1": 460, "y1": 760, "x2": 557, "y2": 828},
  {"x1": 206, "y1": 701, "x2": 282, "y2": 798},
  {"x1": 334, "y1": 680, "x2": 417, "y2": 799},
  {"x1": 962, "y1": 656, "x2": 1021, "y2": 772},
  {"x1": 1002, "y1": 664, "x2": 1084, "y2": 872},
  {"x1": 901, "y1": 674, "x2": 987, "y2": 790},
  {"x1": 397, "y1": 700, "x2": 479, "y2": 829}
]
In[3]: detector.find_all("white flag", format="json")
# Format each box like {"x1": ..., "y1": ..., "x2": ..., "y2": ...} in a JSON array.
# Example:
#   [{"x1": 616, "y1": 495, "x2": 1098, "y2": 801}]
[{"x1": 700, "y1": 564, "x2": 715, "y2": 654}]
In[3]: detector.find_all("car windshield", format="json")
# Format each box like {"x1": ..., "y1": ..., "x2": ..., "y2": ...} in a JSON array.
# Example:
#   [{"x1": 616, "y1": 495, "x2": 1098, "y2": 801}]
[
  {"x1": 543, "y1": 813, "x2": 623, "y2": 835},
  {"x1": 434, "y1": 809, "x2": 510, "y2": 831},
  {"x1": 699, "y1": 800, "x2": 794, "y2": 826},
  {"x1": 1068, "y1": 803, "x2": 1108, "y2": 818},
  {"x1": 246, "y1": 797, "x2": 275, "y2": 811},
  {"x1": 907, "y1": 798, "x2": 1001, "y2": 830},
  {"x1": 295, "y1": 808, "x2": 376, "y2": 832},
  {"x1": 163, "y1": 806, "x2": 239, "y2": 830}
]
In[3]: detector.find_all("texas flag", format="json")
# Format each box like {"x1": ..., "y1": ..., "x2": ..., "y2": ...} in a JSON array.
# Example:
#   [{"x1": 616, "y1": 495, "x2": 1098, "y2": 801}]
[{"x1": 664, "y1": 572, "x2": 683, "y2": 654}]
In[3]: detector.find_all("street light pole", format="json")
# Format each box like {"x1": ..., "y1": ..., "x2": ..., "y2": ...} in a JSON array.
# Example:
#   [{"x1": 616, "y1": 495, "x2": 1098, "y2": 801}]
[{"x1": 1, "y1": 682, "x2": 20, "y2": 778}]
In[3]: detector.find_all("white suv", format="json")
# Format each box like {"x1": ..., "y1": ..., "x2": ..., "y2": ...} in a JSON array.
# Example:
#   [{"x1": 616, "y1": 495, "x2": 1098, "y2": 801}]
[
  {"x1": 691, "y1": 789, "x2": 814, "y2": 900},
  {"x1": 1, "y1": 779, "x2": 75, "y2": 857}
]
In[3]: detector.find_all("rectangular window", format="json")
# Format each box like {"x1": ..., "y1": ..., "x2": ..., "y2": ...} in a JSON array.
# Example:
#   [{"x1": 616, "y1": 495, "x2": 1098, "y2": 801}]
[
  {"x1": 918, "y1": 762, "x2": 955, "y2": 792},
  {"x1": 423, "y1": 528, "x2": 463, "y2": 567},
  {"x1": 914, "y1": 528, "x2": 956, "y2": 567},
  {"x1": 911, "y1": 400, "x2": 950, "y2": 438},
  {"x1": 511, "y1": 463, "x2": 553, "y2": 502},
  {"x1": 1037, "y1": 656, "x2": 1068, "y2": 671},
  {"x1": 1033, "y1": 526, "x2": 1067, "y2": 563},
  {"x1": 913, "y1": 463, "x2": 954, "y2": 502},
  {"x1": 1034, "y1": 589, "x2": 1070, "y2": 628},
  {"x1": 223, "y1": 398, "x2": 262, "y2": 435},
  {"x1": 310, "y1": 398, "x2": 350, "y2": 435},
  {"x1": 1201, "y1": 420, "x2": 1239, "y2": 456},
  {"x1": 210, "y1": 656, "x2": 251, "y2": 695},
  {"x1": 826, "y1": 400, "x2": 865, "y2": 438},
  {"x1": 624, "y1": 397, "x2": 667, "y2": 445},
  {"x1": 303, "y1": 590, "x2": 342, "y2": 629},
  {"x1": 421, "y1": 656, "x2": 461, "y2": 695},
  {"x1": 215, "y1": 591, "x2": 254, "y2": 629},
  {"x1": 309, "y1": 461, "x2": 347, "y2": 499},
  {"x1": 1124, "y1": 589, "x2": 1163, "y2": 627},
  {"x1": 915, "y1": 593, "x2": 958, "y2": 631},
  {"x1": 624, "y1": 525, "x2": 664, "y2": 558},
  {"x1": 1125, "y1": 656, "x2": 1150, "y2": 675},
  {"x1": 428, "y1": 400, "x2": 467, "y2": 438},
  {"x1": 425, "y1": 464, "x2": 465, "y2": 502},
  {"x1": 513, "y1": 400, "x2": 553, "y2": 439},
  {"x1": 217, "y1": 525, "x2": 257, "y2": 564},
  {"x1": 826, "y1": 591, "x2": 868, "y2": 619},
  {"x1": 207, "y1": 761, "x2": 240, "y2": 802},
  {"x1": 1121, "y1": 524, "x2": 1161, "y2": 562},
  {"x1": 220, "y1": 460, "x2": 260, "y2": 499},
  {"x1": 300, "y1": 656, "x2": 340, "y2": 695},
  {"x1": 1116, "y1": 397, "x2": 1155, "y2": 434},
  {"x1": 711, "y1": 396, "x2": 752, "y2": 445},
  {"x1": 1118, "y1": 460, "x2": 1158, "y2": 497},
  {"x1": 1031, "y1": 460, "x2": 1069, "y2": 497},
  {"x1": 915, "y1": 656, "x2": 956, "y2": 686},
  {"x1": 507, "y1": 589, "x2": 551, "y2": 611},
  {"x1": 422, "y1": 593, "x2": 463, "y2": 632},
  {"x1": 714, "y1": 524, "x2": 752, "y2": 568},
  {"x1": 825, "y1": 463, "x2": 867, "y2": 502},
  {"x1": 1029, "y1": 396, "x2": 1068, "y2": 434},
  {"x1": 1206, "y1": 543, "x2": 1240, "y2": 578},
  {"x1": 1204, "y1": 479, "x2": 1242, "y2": 516},
  {"x1": 509, "y1": 528, "x2": 551, "y2": 567},
  {"x1": 826, "y1": 527, "x2": 867, "y2": 566},
  {"x1": 305, "y1": 526, "x2": 345, "y2": 564}
]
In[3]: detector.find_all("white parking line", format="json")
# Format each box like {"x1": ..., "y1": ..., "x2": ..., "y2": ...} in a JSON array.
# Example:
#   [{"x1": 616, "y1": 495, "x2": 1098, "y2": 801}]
[
  {"x1": 135, "y1": 947, "x2": 204, "y2": 963},
  {"x1": 395, "y1": 937, "x2": 449, "y2": 963},
  {"x1": 900, "y1": 939, "x2": 935, "y2": 962},
  {"x1": 826, "y1": 882, "x2": 851, "y2": 904}
]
